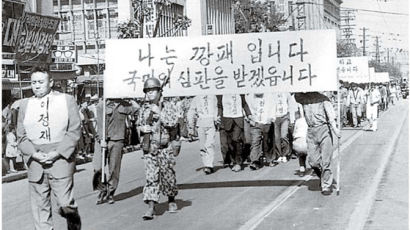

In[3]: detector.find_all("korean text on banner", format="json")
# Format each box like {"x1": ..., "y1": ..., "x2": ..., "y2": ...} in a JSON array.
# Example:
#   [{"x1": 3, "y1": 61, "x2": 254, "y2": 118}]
[
  {"x1": 337, "y1": 56, "x2": 370, "y2": 83},
  {"x1": 15, "y1": 12, "x2": 60, "y2": 64},
  {"x1": 105, "y1": 30, "x2": 337, "y2": 98}
]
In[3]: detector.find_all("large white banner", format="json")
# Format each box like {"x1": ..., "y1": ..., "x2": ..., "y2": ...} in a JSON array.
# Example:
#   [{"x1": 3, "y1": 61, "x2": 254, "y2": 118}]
[
  {"x1": 105, "y1": 30, "x2": 337, "y2": 98},
  {"x1": 337, "y1": 56, "x2": 370, "y2": 83}
]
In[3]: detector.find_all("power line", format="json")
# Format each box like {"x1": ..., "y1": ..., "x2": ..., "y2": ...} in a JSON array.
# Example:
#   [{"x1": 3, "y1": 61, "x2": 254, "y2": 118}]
[{"x1": 298, "y1": 2, "x2": 409, "y2": 16}]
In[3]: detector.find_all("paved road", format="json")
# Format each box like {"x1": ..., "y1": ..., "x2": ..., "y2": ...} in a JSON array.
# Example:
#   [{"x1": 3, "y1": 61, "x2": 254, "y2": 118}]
[{"x1": 2, "y1": 100, "x2": 408, "y2": 230}]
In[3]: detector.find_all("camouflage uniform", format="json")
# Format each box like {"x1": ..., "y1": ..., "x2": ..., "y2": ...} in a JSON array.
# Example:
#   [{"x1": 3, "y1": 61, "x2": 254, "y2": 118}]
[{"x1": 137, "y1": 100, "x2": 181, "y2": 203}]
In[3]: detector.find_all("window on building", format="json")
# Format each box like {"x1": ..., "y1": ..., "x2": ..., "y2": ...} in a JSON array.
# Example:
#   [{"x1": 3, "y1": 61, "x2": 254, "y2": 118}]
[
  {"x1": 53, "y1": 0, "x2": 58, "y2": 7},
  {"x1": 278, "y1": 0, "x2": 285, "y2": 13},
  {"x1": 84, "y1": 0, "x2": 94, "y2": 9},
  {"x1": 86, "y1": 44, "x2": 95, "y2": 50},
  {"x1": 108, "y1": 0, "x2": 117, "y2": 7},
  {"x1": 108, "y1": 9, "x2": 118, "y2": 38},
  {"x1": 73, "y1": 11, "x2": 84, "y2": 41},
  {"x1": 60, "y1": 0, "x2": 69, "y2": 10},
  {"x1": 59, "y1": 12, "x2": 71, "y2": 33},
  {"x1": 96, "y1": 9, "x2": 107, "y2": 38},
  {"x1": 86, "y1": 10, "x2": 96, "y2": 39},
  {"x1": 72, "y1": 0, "x2": 82, "y2": 9}
]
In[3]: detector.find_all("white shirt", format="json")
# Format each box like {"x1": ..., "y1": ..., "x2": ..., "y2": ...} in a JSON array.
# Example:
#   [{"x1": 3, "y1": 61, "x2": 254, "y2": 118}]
[
  {"x1": 222, "y1": 94, "x2": 244, "y2": 118},
  {"x1": 187, "y1": 95, "x2": 218, "y2": 127},
  {"x1": 246, "y1": 93, "x2": 275, "y2": 124},
  {"x1": 273, "y1": 92, "x2": 291, "y2": 117}
]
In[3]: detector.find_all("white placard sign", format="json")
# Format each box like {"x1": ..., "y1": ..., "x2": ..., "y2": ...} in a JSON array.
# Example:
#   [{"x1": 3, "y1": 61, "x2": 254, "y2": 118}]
[
  {"x1": 105, "y1": 30, "x2": 337, "y2": 98},
  {"x1": 337, "y1": 56, "x2": 369, "y2": 83},
  {"x1": 372, "y1": 72, "x2": 390, "y2": 83}
]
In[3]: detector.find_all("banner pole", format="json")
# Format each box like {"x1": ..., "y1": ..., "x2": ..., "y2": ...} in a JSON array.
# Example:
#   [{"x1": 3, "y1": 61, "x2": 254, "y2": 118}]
[
  {"x1": 101, "y1": 91, "x2": 106, "y2": 184},
  {"x1": 336, "y1": 76, "x2": 341, "y2": 196}
]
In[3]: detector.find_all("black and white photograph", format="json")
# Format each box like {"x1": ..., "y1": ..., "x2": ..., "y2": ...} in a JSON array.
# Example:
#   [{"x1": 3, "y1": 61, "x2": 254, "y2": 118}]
[{"x1": 1, "y1": 0, "x2": 408, "y2": 229}]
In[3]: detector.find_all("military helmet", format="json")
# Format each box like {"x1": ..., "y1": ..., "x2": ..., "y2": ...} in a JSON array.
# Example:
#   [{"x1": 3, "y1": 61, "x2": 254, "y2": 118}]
[{"x1": 143, "y1": 77, "x2": 161, "y2": 93}]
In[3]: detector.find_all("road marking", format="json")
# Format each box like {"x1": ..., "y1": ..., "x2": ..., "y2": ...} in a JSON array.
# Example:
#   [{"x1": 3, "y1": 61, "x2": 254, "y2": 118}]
[
  {"x1": 239, "y1": 128, "x2": 364, "y2": 230},
  {"x1": 345, "y1": 105, "x2": 408, "y2": 230}
]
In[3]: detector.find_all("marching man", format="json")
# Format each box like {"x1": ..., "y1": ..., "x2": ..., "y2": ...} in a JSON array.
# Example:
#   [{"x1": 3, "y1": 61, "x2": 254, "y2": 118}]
[
  {"x1": 17, "y1": 66, "x2": 82, "y2": 229},
  {"x1": 187, "y1": 95, "x2": 219, "y2": 174},
  {"x1": 294, "y1": 92, "x2": 341, "y2": 195},
  {"x1": 366, "y1": 84, "x2": 381, "y2": 131},
  {"x1": 137, "y1": 77, "x2": 182, "y2": 220}
]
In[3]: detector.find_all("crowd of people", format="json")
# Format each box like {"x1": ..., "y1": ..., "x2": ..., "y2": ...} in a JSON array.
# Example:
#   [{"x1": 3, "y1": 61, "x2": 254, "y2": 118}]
[{"x1": 2, "y1": 65, "x2": 406, "y2": 228}]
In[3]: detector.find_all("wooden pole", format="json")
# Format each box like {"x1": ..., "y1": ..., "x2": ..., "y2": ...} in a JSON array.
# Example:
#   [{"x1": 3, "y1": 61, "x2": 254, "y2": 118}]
[
  {"x1": 101, "y1": 89, "x2": 106, "y2": 183},
  {"x1": 336, "y1": 76, "x2": 341, "y2": 195}
]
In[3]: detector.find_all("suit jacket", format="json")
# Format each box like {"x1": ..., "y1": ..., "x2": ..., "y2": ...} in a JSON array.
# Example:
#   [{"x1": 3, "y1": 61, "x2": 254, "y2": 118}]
[
  {"x1": 217, "y1": 95, "x2": 251, "y2": 131},
  {"x1": 17, "y1": 92, "x2": 81, "y2": 182}
]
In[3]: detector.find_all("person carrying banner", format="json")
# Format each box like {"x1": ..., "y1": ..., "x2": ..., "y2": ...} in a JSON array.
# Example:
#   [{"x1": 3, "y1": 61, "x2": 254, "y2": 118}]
[
  {"x1": 217, "y1": 94, "x2": 252, "y2": 172},
  {"x1": 187, "y1": 95, "x2": 219, "y2": 174},
  {"x1": 294, "y1": 92, "x2": 341, "y2": 195},
  {"x1": 137, "y1": 77, "x2": 181, "y2": 220},
  {"x1": 96, "y1": 98, "x2": 139, "y2": 205},
  {"x1": 366, "y1": 84, "x2": 381, "y2": 131},
  {"x1": 347, "y1": 83, "x2": 365, "y2": 128},
  {"x1": 245, "y1": 93, "x2": 276, "y2": 169},
  {"x1": 17, "y1": 66, "x2": 82, "y2": 230}
]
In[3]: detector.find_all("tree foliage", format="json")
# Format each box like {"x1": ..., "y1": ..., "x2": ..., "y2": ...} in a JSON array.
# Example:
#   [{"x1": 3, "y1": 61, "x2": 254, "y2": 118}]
[
  {"x1": 117, "y1": 0, "x2": 191, "y2": 39},
  {"x1": 337, "y1": 40, "x2": 361, "y2": 58},
  {"x1": 234, "y1": 0, "x2": 287, "y2": 33}
]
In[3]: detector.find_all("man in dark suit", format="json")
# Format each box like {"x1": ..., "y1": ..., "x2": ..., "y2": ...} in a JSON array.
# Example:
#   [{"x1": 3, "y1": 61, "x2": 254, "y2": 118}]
[
  {"x1": 217, "y1": 94, "x2": 252, "y2": 172},
  {"x1": 17, "y1": 66, "x2": 82, "y2": 230}
]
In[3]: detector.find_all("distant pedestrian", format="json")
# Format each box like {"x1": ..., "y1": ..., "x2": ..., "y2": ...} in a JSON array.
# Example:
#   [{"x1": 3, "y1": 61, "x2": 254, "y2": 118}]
[
  {"x1": 17, "y1": 66, "x2": 82, "y2": 229},
  {"x1": 347, "y1": 83, "x2": 365, "y2": 127},
  {"x1": 5, "y1": 125, "x2": 19, "y2": 174},
  {"x1": 295, "y1": 92, "x2": 340, "y2": 196}
]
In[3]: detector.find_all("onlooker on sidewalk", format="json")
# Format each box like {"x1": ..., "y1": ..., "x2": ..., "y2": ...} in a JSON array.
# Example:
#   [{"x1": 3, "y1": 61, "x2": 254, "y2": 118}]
[{"x1": 5, "y1": 125, "x2": 19, "y2": 174}]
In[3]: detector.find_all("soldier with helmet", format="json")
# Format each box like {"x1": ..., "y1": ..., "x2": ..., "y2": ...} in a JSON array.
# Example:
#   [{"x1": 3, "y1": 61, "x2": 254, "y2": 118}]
[{"x1": 137, "y1": 77, "x2": 181, "y2": 220}]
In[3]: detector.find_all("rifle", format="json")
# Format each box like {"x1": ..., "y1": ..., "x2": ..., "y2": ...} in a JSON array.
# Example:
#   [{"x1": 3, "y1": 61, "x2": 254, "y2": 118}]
[{"x1": 142, "y1": 77, "x2": 170, "y2": 154}]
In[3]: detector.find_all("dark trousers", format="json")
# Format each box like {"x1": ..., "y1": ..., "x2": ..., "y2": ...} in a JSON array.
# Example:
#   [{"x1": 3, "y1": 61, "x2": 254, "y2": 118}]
[
  {"x1": 220, "y1": 122, "x2": 244, "y2": 165},
  {"x1": 107, "y1": 140, "x2": 124, "y2": 196},
  {"x1": 249, "y1": 123, "x2": 273, "y2": 162}
]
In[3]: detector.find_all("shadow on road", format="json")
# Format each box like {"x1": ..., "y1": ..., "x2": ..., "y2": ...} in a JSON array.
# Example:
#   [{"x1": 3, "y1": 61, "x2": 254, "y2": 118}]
[{"x1": 114, "y1": 179, "x2": 322, "y2": 202}]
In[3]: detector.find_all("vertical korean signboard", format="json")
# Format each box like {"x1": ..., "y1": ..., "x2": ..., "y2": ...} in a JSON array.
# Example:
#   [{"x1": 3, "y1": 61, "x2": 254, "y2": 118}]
[
  {"x1": 105, "y1": 30, "x2": 337, "y2": 98},
  {"x1": 14, "y1": 12, "x2": 60, "y2": 64},
  {"x1": 2, "y1": 0, "x2": 25, "y2": 53}
]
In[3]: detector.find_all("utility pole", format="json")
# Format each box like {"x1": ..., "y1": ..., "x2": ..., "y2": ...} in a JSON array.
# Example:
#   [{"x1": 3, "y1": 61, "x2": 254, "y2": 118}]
[
  {"x1": 360, "y1": 27, "x2": 369, "y2": 56},
  {"x1": 375, "y1": 36, "x2": 381, "y2": 63}
]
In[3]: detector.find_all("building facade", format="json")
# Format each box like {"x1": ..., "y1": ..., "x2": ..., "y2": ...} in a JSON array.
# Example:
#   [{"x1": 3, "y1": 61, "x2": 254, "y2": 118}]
[{"x1": 267, "y1": 0, "x2": 341, "y2": 35}]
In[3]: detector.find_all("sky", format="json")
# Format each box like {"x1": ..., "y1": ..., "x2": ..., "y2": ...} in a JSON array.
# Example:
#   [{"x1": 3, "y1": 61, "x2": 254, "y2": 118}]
[{"x1": 341, "y1": 0, "x2": 409, "y2": 53}]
